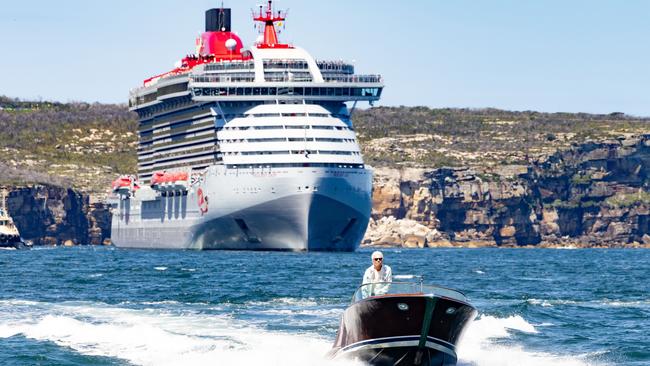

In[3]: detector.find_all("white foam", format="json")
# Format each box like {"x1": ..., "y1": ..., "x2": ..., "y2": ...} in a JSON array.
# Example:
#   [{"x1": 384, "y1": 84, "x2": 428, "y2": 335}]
[
  {"x1": 0, "y1": 300, "x2": 610, "y2": 366},
  {"x1": 154, "y1": 266, "x2": 168, "y2": 271},
  {"x1": 247, "y1": 297, "x2": 320, "y2": 307},
  {"x1": 527, "y1": 298, "x2": 555, "y2": 307},
  {"x1": 457, "y1": 315, "x2": 606, "y2": 366},
  {"x1": 525, "y1": 298, "x2": 650, "y2": 309},
  {"x1": 0, "y1": 300, "x2": 361, "y2": 366}
]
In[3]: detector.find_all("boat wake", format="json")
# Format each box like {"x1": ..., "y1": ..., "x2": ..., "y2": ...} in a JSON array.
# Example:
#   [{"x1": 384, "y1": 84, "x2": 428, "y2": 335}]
[
  {"x1": 0, "y1": 300, "x2": 609, "y2": 366},
  {"x1": 457, "y1": 314, "x2": 607, "y2": 366},
  {"x1": 0, "y1": 300, "x2": 361, "y2": 366}
]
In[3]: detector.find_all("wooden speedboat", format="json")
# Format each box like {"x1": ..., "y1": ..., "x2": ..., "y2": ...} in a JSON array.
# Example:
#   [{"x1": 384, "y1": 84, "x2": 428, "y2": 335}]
[{"x1": 328, "y1": 275, "x2": 476, "y2": 366}]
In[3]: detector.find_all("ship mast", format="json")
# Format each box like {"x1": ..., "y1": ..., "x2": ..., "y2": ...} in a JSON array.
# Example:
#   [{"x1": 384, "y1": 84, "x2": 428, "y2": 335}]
[{"x1": 253, "y1": 0, "x2": 290, "y2": 48}]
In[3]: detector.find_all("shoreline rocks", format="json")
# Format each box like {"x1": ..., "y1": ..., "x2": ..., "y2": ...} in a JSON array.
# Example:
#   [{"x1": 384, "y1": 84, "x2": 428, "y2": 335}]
[
  {"x1": 5, "y1": 186, "x2": 110, "y2": 246},
  {"x1": 363, "y1": 134, "x2": 650, "y2": 248},
  {"x1": 3, "y1": 134, "x2": 648, "y2": 249}
]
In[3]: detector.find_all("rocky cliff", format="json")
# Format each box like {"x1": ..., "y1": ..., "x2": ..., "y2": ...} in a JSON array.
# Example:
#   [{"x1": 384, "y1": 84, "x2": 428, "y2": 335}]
[
  {"x1": 3, "y1": 135, "x2": 648, "y2": 248},
  {"x1": 6, "y1": 186, "x2": 110, "y2": 246},
  {"x1": 364, "y1": 134, "x2": 650, "y2": 248}
]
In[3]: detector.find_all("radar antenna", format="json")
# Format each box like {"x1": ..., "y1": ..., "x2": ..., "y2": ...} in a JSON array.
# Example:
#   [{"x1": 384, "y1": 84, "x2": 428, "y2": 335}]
[{"x1": 252, "y1": 0, "x2": 291, "y2": 48}]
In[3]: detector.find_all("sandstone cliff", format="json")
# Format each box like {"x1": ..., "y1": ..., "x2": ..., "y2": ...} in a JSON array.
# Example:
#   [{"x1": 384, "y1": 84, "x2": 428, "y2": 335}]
[
  {"x1": 6, "y1": 186, "x2": 110, "y2": 246},
  {"x1": 3, "y1": 135, "x2": 648, "y2": 248},
  {"x1": 364, "y1": 134, "x2": 650, "y2": 248}
]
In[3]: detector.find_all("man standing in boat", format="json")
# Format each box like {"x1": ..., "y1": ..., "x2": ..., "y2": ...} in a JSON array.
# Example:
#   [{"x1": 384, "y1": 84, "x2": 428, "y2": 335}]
[{"x1": 362, "y1": 251, "x2": 392, "y2": 297}]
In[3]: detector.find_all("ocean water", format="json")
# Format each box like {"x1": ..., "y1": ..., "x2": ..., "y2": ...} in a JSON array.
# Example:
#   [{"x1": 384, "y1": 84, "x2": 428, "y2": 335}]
[{"x1": 0, "y1": 247, "x2": 648, "y2": 366}]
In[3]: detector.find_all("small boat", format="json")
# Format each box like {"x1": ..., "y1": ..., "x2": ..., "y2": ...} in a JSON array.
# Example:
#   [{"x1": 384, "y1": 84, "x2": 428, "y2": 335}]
[
  {"x1": 328, "y1": 275, "x2": 476, "y2": 366},
  {"x1": 0, "y1": 189, "x2": 28, "y2": 250}
]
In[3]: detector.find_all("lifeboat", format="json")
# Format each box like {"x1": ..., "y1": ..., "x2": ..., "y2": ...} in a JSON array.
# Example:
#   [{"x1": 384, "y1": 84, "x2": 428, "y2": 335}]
[
  {"x1": 112, "y1": 176, "x2": 139, "y2": 195},
  {"x1": 328, "y1": 275, "x2": 476, "y2": 366},
  {"x1": 151, "y1": 171, "x2": 189, "y2": 191},
  {"x1": 150, "y1": 171, "x2": 166, "y2": 187}
]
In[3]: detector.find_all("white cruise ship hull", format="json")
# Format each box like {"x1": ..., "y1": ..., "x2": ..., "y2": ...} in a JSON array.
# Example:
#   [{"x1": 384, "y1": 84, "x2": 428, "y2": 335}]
[{"x1": 111, "y1": 165, "x2": 372, "y2": 251}]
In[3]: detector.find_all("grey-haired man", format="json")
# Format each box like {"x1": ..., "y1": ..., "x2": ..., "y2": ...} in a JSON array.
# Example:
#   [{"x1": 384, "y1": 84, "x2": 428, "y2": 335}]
[{"x1": 362, "y1": 251, "x2": 392, "y2": 297}]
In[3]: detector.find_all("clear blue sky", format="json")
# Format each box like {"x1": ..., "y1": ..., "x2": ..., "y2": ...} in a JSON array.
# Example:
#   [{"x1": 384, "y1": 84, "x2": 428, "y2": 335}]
[{"x1": 1, "y1": 0, "x2": 649, "y2": 116}]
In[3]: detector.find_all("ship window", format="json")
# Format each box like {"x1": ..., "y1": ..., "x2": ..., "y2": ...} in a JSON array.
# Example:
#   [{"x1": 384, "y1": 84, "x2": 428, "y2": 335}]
[
  {"x1": 269, "y1": 88, "x2": 277, "y2": 95},
  {"x1": 253, "y1": 87, "x2": 261, "y2": 95}
]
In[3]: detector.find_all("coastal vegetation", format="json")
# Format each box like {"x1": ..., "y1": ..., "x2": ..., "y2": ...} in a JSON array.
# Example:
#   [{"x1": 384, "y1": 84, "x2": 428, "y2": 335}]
[
  {"x1": 1, "y1": 96, "x2": 648, "y2": 247},
  {"x1": 354, "y1": 106, "x2": 650, "y2": 169},
  {"x1": 0, "y1": 96, "x2": 137, "y2": 193},
  {"x1": 2, "y1": 97, "x2": 648, "y2": 196}
]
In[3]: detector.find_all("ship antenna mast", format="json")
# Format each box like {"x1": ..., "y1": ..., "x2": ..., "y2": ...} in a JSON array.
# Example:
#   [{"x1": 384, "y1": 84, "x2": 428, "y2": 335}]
[{"x1": 253, "y1": 0, "x2": 287, "y2": 47}]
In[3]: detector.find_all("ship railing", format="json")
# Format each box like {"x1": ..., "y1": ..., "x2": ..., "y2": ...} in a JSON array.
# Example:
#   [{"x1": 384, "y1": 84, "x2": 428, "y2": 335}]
[
  {"x1": 189, "y1": 75, "x2": 382, "y2": 84},
  {"x1": 264, "y1": 74, "x2": 314, "y2": 82},
  {"x1": 205, "y1": 61, "x2": 255, "y2": 72},
  {"x1": 191, "y1": 75, "x2": 256, "y2": 83},
  {"x1": 323, "y1": 75, "x2": 382, "y2": 83},
  {"x1": 316, "y1": 60, "x2": 355, "y2": 74},
  {"x1": 352, "y1": 278, "x2": 469, "y2": 304}
]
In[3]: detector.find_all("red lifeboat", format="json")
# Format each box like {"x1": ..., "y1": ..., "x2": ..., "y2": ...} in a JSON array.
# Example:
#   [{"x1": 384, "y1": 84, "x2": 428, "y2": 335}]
[
  {"x1": 112, "y1": 176, "x2": 139, "y2": 195},
  {"x1": 151, "y1": 171, "x2": 189, "y2": 191},
  {"x1": 150, "y1": 172, "x2": 166, "y2": 186}
]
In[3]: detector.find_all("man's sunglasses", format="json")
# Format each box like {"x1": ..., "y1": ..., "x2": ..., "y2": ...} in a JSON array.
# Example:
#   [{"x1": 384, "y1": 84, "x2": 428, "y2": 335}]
[{"x1": 373, "y1": 258, "x2": 383, "y2": 261}]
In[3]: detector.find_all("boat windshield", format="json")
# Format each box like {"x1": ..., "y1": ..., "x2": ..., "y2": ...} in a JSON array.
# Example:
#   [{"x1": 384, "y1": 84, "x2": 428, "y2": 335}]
[{"x1": 352, "y1": 281, "x2": 469, "y2": 304}]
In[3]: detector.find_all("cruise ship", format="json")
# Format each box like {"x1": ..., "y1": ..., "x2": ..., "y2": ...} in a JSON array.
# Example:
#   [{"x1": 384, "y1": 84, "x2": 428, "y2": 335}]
[{"x1": 110, "y1": 2, "x2": 383, "y2": 250}]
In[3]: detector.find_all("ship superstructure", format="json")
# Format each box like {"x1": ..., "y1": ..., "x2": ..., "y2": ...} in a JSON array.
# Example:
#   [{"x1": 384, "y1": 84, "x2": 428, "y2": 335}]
[{"x1": 111, "y1": 2, "x2": 383, "y2": 250}]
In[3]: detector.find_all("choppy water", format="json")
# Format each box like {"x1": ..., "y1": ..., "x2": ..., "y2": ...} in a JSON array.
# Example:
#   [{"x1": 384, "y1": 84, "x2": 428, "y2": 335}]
[{"x1": 0, "y1": 247, "x2": 648, "y2": 365}]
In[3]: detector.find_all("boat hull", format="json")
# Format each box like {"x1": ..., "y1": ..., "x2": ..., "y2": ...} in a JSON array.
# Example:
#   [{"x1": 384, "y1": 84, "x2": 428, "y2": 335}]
[
  {"x1": 0, "y1": 235, "x2": 26, "y2": 250},
  {"x1": 110, "y1": 165, "x2": 372, "y2": 250},
  {"x1": 329, "y1": 295, "x2": 476, "y2": 366}
]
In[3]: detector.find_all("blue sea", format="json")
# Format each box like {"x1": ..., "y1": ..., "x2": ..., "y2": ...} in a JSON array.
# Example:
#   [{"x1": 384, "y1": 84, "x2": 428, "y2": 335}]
[{"x1": 0, "y1": 247, "x2": 648, "y2": 366}]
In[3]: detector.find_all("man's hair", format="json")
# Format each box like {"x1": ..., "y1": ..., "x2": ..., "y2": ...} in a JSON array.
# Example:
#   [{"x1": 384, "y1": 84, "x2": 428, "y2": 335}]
[{"x1": 371, "y1": 251, "x2": 383, "y2": 260}]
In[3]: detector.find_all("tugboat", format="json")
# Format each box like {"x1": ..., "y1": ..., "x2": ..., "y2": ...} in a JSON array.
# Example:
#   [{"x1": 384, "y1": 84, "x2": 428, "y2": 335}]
[
  {"x1": 0, "y1": 189, "x2": 27, "y2": 250},
  {"x1": 328, "y1": 275, "x2": 476, "y2": 366}
]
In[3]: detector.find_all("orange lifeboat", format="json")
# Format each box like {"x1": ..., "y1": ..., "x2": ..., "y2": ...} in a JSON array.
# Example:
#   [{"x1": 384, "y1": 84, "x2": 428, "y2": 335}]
[
  {"x1": 151, "y1": 171, "x2": 166, "y2": 186},
  {"x1": 151, "y1": 171, "x2": 189, "y2": 191},
  {"x1": 112, "y1": 176, "x2": 138, "y2": 195}
]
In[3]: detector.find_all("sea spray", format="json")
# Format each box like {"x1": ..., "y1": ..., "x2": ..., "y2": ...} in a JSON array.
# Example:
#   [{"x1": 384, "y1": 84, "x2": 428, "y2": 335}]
[{"x1": 457, "y1": 315, "x2": 605, "y2": 366}]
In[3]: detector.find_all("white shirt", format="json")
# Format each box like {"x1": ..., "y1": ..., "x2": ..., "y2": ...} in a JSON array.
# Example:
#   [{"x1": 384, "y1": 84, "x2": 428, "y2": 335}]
[{"x1": 362, "y1": 264, "x2": 392, "y2": 285}]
